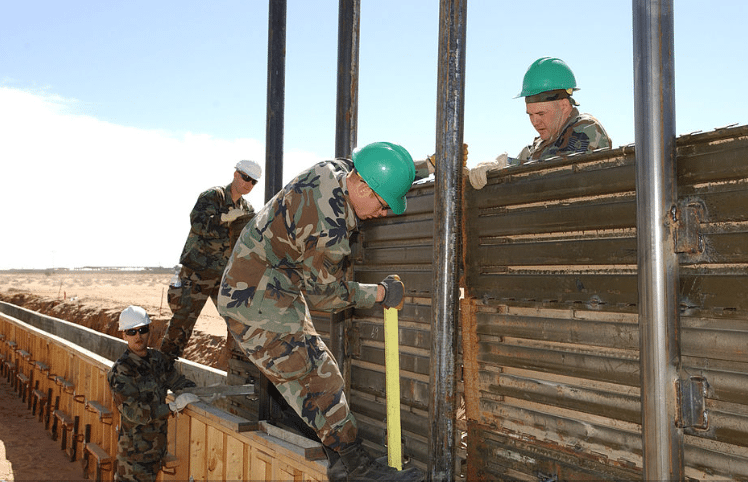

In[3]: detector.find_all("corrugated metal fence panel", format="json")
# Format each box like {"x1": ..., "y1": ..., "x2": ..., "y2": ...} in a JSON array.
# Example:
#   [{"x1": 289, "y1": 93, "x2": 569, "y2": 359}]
[
  {"x1": 463, "y1": 126, "x2": 748, "y2": 481},
  {"x1": 351, "y1": 181, "x2": 438, "y2": 470}
]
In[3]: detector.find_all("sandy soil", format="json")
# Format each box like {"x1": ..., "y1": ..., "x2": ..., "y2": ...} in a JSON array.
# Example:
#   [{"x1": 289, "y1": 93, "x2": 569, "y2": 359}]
[{"x1": 0, "y1": 380, "x2": 84, "y2": 481}]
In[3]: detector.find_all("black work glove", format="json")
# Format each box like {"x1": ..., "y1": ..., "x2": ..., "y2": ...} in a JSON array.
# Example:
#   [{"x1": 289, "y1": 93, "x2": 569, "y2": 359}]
[{"x1": 379, "y1": 274, "x2": 405, "y2": 310}]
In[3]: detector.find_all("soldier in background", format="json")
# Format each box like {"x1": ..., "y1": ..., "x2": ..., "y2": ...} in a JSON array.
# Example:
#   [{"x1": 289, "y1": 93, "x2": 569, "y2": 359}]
[
  {"x1": 108, "y1": 305, "x2": 198, "y2": 482},
  {"x1": 159, "y1": 160, "x2": 261, "y2": 363},
  {"x1": 218, "y1": 142, "x2": 431, "y2": 482},
  {"x1": 469, "y1": 57, "x2": 612, "y2": 189}
]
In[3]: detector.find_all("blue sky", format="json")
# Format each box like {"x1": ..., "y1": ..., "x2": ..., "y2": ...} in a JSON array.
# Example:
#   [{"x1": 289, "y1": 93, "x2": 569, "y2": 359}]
[{"x1": 1, "y1": 1, "x2": 746, "y2": 269}]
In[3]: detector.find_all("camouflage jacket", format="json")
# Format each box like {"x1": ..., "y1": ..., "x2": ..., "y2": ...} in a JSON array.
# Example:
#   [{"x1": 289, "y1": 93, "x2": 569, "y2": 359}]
[
  {"x1": 178, "y1": 183, "x2": 255, "y2": 277},
  {"x1": 107, "y1": 348, "x2": 194, "y2": 445},
  {"x1": 518, "y1": 108, "x2": 611, "y2": 162},
  {"x1": 218, "y1": 158, "x2": 429, "y2": 335}
]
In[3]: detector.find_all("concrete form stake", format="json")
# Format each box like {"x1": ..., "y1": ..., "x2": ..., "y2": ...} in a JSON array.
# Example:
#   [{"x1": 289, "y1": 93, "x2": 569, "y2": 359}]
[{"x1": 384, "y1": 306, "x2": 402, "y2": 470}]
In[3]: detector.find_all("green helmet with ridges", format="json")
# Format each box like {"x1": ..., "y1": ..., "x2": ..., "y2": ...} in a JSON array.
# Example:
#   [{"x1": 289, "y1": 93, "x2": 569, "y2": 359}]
[
  {"x1": 517, "y1": 57, "x2": 578, "y2": 98},
  {"x1": 352, "y1": 142, "x2": 415, "y2": 215}
]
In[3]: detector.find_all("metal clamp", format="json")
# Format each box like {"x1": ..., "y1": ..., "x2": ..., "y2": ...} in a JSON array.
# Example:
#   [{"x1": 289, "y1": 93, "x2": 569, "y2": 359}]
[{"x1": 676, "y1": 375, "x2": 709, "y2": 430}]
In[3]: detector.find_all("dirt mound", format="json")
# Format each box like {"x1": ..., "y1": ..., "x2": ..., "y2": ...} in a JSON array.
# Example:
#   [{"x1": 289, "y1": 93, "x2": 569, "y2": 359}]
[{"x1": 0, "y1": 290, "x2": 228, "y2": 370}]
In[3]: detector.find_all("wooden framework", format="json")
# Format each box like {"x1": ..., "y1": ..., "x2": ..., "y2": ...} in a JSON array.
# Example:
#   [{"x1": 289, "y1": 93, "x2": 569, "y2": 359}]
[{"x1": 0, "y1": 308, "x2": 328, "y2": 482}]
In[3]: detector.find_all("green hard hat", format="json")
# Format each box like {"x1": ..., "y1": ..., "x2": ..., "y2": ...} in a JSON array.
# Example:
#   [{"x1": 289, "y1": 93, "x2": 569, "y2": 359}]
[
  {"x1": 352, "y1": 142, "x2": 415, "y2": 215},
  {"x1": 516, "y1": 57, "x2": 578, "y2": 98}
]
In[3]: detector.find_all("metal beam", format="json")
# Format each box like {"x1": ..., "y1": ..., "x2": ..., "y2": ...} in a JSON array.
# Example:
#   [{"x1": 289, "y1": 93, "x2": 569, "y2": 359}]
[
  {"x1": 632, "y1": 0, "x2": 684, "y2": 479},
  {"x1": 430, "y1": 0, "x2": 467, "y2": 480}
]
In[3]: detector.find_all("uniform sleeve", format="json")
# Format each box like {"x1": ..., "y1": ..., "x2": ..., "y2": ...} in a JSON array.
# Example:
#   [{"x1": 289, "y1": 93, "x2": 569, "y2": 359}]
[
  {"x1": 301, "y1": 183, "x2": 378, "y2": 310},
  {"x1": 107, "y1": 364, "x2": 171, "y2": 425},
  {"x1": 189, "y1": 189, "x2": 226, "y2": 240},
  {"x1": 164, "y1": 368, "x2": 196, "y2": 391}
]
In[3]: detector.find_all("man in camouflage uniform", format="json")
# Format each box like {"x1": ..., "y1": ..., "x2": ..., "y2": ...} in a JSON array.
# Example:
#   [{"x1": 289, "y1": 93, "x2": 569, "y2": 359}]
[
  {"x1": 469, "y1": 57, "x2": 612, "y2": 188},
  {"x1": 159, "y1": 160, "x2": 261, "y2": 362},
  {"x1": 108, "y1": 305, "x2": 198, "y2": 482},
  {"x1": 217, "y1": 142, "x2": 430, "y2": 482}
]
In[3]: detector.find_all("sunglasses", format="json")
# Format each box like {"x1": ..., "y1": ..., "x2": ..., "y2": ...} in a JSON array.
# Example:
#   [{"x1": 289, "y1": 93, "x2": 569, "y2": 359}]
[
  {"x1": 370, "y1": 188, "x2": 388, "y2": 211},
  {"x1": 238, "y1": 171, "x2": 258, "y2": 185},
  {"x1": 124, "y1": 325, "x2": 150, "y2": 336}
]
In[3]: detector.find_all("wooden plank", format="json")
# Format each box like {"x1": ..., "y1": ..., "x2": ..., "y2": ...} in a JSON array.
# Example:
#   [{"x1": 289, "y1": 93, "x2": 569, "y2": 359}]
[
  {"x1": 84, "y1": 442, "x2": 112, "y2": 463},
  {"x1": 185, "y1": 400, "x2": 257, "y2": 433},
  {"x1": 250, "y1": 447, "x2": 274, "y2": 482},
  {"x1": 179, "y1": 383, "x2": 255, "y2": 398},
  {"x1": 85, "y1": 400, "x2": 113, "y2": 423},
  {"x1": 189, "y1": 417, "x2": 207, "y2": 479},
  {"x1": 172, "y1": 411, "x2": 191, "y2": 482},
  {"x1": 258, "y1": 421, "x2": 325, "y2": 461},
  {"x1": 206, "y1": 425, "x2": 225, "y2": 481},
  {"x1": 225, "y1": 436, "x2": 245, "y2": 481}
]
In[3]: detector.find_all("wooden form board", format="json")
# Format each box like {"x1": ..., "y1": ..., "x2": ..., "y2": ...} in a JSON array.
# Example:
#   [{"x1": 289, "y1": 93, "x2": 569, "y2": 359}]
[{"x1": 0, "y1": 310, "x2": 329, "y2": 482}]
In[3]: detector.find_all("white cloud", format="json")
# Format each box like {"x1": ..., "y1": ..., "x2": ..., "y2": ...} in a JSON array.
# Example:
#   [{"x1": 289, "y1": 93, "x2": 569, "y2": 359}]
[{"x1": 0, "y1": 87, "x2": 322, "y2": 269}]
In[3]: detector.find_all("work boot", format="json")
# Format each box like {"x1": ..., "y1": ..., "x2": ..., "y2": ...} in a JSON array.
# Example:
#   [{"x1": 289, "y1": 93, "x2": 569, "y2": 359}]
[
  {"x1": 323, "y1": 445, "x2": 345, "y2": 482},
  {"x1": 327, "y1": 439, "x2": 424, "y2": 482}
]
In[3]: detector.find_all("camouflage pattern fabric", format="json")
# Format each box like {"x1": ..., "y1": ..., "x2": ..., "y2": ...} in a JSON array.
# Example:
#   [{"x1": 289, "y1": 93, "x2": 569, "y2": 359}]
[
  {"x1": 518, "y1": 107, "x2": 611, "y2": 162},
  {"x1": 178, "y1": 182, "x2": 255, "y2": 277},
  {"x1": 218, "y1": 158, "x2": 429, "y2": 449},
  {"x1": 160, "y1": 182, "x2": 254, "y2": 360},
  {"x1": 107, "y1": 348, "x2": 195, "y2": 482},
  {"x1": 160, "y1": 266, "x2": 221, "y2": 360}
]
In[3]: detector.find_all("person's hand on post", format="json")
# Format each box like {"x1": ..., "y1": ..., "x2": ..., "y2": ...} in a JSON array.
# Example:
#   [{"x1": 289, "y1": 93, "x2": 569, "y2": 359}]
[
  {"x1": 379, "y1": 274, "x2": 405, "y2": 310},
  {"x1": 221, "y1": 207, "x2": 244, "y2": 223},
  {"x1": 169, "y1": 393, "x2": 200, "y2": 413}
]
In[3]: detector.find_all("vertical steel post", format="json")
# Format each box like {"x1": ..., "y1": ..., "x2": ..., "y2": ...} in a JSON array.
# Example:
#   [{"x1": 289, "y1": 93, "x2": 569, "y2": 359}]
[
  {"x1": 334, "y1": 0, "x2": 360, "y2": 159},
  {"x1": 260, "y1": 0, "x2": 287, "y2": 422},
  {"x1": 430, "y1": 0, "x2": 467, "y2": 480},
  {"x1": 265, "y1": 0, "x2": 286, "y2": 203},
  {"x1": 632, "y1": 0, "x2": 683, "y2": 480},
  {"x1": 331, "y1": 1, "x2": 360, "y2": 393}
]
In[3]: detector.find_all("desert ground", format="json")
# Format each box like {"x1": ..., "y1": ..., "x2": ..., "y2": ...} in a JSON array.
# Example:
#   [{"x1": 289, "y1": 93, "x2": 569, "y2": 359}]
[
  {"x1": 0, "y1": 269, "x2": 229, "y2": 369},
  {"x1": 0, "y1": 269, "x2": 232, "y2": 481}
]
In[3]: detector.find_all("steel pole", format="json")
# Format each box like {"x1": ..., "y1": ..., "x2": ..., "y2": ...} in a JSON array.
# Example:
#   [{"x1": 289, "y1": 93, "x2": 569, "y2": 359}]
[
  {"x1": 430, "y1": 0, "x2": 466, "y2": 480},
  {"x1": 260, "y1": 0, "x2": 287, "y2": 422},
  {"x1": 632, "y1": 0, "x2": 683, "y2": 479},
  {"x1": 265, "y1": 0, "x2": 286, "y2": 203},
  {"x1": 334, "y1": 0, "x2": 360, "y2": 159},
  {"x1": 331, "y1": 0, "x2": 360, "y2": 396}
]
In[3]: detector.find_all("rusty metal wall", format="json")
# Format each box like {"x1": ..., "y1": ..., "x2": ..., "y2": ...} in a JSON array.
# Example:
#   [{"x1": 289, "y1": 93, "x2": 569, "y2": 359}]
[
  {"x1": 223, "y1": 125, "x2": 748, "y2": 478},
  {"x1": 462, "y1": 125, "x2": 748, "y2": 481},
  {"x1": 347, "y1": 180, "x2": 440, "y2": 471}
]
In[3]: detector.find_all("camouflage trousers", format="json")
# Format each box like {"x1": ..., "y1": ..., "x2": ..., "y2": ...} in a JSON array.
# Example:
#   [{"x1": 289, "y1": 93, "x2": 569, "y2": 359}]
[
  {"x1": 160, "y1": 266, "x2": 221, "y2": 360},
  {"x1": 227, "y1": 317, "x2": 358, "y2": 450},
  {"x1": 114, "y1": 431, "x2": 166, "y2": 482}
]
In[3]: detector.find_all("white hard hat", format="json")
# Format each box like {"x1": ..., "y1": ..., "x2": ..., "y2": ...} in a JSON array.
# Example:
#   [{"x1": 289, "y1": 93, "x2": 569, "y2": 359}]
[
  {"x1": 119, "y1": 305, "x2": 152, "y2": 331},
  {"x1": 235, "y1": 160, "x2": 262, "y2": 181}
]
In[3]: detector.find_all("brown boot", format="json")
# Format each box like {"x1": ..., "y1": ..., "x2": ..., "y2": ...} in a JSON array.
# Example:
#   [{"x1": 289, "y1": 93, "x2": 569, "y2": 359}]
[{"x1": 332, "y1": 440, "x2": 424, "y2": 482}]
